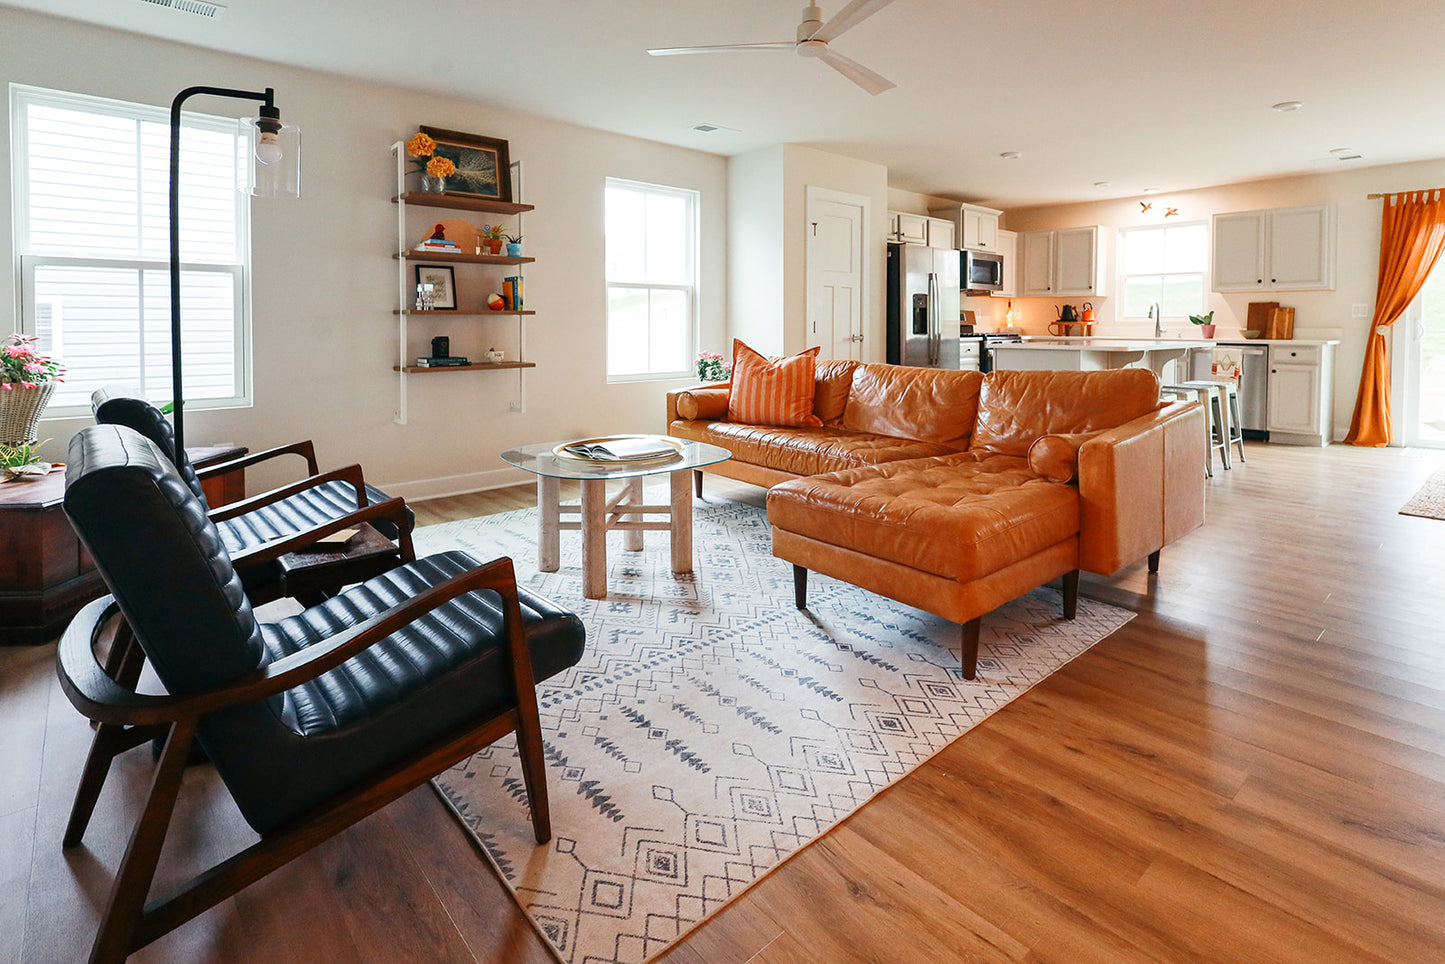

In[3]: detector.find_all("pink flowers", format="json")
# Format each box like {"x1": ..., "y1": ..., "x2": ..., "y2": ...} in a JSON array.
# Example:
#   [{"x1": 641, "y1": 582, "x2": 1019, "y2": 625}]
[{"x1": 2, "y1": 333, "x2": 63, "y2": 387}]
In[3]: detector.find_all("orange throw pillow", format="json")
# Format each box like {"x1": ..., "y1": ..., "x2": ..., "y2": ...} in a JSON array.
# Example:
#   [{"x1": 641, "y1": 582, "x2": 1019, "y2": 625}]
[{"x1": 726, "y1": 340, "x2": 823, "y2": 427}]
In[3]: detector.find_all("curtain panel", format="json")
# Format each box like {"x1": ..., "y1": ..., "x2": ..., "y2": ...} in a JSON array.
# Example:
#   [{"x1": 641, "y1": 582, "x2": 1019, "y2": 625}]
[{"x1": 1345, "y1": 190, "x2": 1445, "y2": 446}]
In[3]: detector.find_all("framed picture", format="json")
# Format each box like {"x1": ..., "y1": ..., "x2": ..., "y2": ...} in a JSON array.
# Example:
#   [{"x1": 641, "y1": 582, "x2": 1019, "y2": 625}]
[
  {"x1": 421, "y1": 126, "x2": 512, "y2": 202},
  {"x1": 415, "y1": 265, "x2": 456, "y2": 310}
]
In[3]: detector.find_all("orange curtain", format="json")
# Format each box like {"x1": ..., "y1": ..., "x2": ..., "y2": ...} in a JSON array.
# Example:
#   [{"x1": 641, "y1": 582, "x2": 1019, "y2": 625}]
[{"x1": 1345, "y1": 190, "x2": 1445, "y2": 446}]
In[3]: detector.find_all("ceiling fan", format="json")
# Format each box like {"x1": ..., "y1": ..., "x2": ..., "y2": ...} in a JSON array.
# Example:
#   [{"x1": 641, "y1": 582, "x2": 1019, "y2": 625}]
[{"x1": 647, "y1": 0, "x2": 900, "y2": 96}]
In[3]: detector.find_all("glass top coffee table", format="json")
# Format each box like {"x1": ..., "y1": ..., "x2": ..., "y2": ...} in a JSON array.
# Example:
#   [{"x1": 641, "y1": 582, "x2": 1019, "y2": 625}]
[{"x1": 500, "y1": 436, "x2": 732, "y2": 599}]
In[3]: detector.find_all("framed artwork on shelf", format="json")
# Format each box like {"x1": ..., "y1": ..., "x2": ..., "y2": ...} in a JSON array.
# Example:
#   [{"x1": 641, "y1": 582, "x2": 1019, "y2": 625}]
[
  {"x1": 420, "y1": 126, "x2": 512, "y2": 202},
  {"x1": 415, "y1": 265, "x2": 457, "y2": 310}
]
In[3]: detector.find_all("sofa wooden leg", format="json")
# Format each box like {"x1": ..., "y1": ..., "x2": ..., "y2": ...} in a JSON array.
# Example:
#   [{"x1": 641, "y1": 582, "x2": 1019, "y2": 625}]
[
  {"x1": 1148, "y1": 550, "x2": 1161, "y2": 573},
  {"x1": 694, "y1": 470, "x2": 703, "y2": 499},
  {"x1": 961, "y1": 618, "x2": 981, "y2": 680},
  {"x1": 793, "y1": 565, "x2": 807, "y2": 609},
  {"x1": 1062, "y1": 569, "x2": 1079, "y2": 620}
]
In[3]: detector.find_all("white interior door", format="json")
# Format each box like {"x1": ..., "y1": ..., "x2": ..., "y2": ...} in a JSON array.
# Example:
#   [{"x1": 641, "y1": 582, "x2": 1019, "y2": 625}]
[{"x1": 807, "y1": 189, "x2": 866, "y2": 360}]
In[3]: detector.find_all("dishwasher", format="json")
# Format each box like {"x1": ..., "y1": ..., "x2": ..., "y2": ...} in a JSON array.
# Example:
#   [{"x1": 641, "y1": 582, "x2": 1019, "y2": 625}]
[{"x1": 1192, "y1": 343, "x2": 1270, "y2": 439}]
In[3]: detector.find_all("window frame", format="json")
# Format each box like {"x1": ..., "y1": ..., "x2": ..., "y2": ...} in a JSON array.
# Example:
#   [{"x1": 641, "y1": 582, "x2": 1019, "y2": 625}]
[
  {"x1": 9, "y1": 83, "x2": 253, "y2": 418},
  {"x1": 604, "y1": 177, "x2": 699, "y2": 383},
  {"x1": 1116, "y1": 220, "x2": 1209, "y2": 320}
]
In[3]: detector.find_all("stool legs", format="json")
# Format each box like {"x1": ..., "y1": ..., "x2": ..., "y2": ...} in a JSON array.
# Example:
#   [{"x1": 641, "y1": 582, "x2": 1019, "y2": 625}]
[
  {"x1": 1210, "y1": 392, "x2": 1231, "y2": 470},
  {"x1": 1226, "y1": 389, "x2": 1246, "y2": 462}
]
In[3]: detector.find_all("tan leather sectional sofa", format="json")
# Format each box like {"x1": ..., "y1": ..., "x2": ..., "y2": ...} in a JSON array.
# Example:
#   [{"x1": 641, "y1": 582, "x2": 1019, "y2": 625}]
[{"x1": 666, "y1": 362, "x2": 1206, "y2": 679}]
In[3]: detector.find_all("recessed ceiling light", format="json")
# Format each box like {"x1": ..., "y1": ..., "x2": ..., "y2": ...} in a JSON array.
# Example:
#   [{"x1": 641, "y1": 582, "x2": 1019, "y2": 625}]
[
  {"x1": 1093, "y1": 180, "x2": 1111, "y2": 188},
  {"x1": 1272, "y1": 100, "x2": 1303, "y2": 112},
  {"x1": 1143, "y1": 187, "x2": 1159, "y2": 195},
  {"x1": 689, "y1": 122, "x2": 739, "y2": 134},
  {"x1": 1329, "y1": 147, "x2": 1364, "y2": 160},
  {"x1": 999, "y1": 151, "x2": 1021, "y2": 160}
]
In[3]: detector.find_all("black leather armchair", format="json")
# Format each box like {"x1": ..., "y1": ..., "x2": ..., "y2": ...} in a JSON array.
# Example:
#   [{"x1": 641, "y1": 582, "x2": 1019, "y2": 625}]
[
  {"x1": 58, "y1": 424, "x2": 586, "y2": 963},
  {"x1": 91, "y1": 386, "x2": 416, "y2": 600}
]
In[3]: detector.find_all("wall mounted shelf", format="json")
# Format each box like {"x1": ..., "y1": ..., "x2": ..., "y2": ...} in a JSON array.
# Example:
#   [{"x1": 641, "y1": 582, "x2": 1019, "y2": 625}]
[
  {"x1": 394, "y1": 251, "x2": 535, "y2": 265},
  {"x1": 394, "y1": 309, "x2": 536, "y2": 316},
  {"x1": 394, "y1": 361, "x2": 537, "y2": 374},
  {"x1": 392, "y1": 193, "x2": 534, "y2": 216}
]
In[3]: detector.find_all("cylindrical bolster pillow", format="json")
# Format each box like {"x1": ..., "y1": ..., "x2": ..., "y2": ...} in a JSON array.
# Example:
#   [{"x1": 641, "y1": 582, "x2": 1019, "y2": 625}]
[
  {"x1": 1027, "y1": 431, "x2": 1101, "y2": 483},
  {"x1": 676, "y1": 386, "x2": 730, "y2": 421}
]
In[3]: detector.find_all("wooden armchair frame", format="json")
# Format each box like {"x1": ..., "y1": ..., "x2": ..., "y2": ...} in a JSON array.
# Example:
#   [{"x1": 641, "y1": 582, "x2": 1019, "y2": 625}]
[{"x1": 58, "y1": 556, "x2": 549, "y2": 964}]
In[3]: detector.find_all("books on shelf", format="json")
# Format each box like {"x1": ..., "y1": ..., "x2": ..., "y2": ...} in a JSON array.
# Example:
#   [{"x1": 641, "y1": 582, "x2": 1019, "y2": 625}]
[
  {"x1": 562, "y1": 437, "x2": 679, "y2": 462},
  {"x1": 415, "y1": 356, "x2": 470, "y2": 367}
]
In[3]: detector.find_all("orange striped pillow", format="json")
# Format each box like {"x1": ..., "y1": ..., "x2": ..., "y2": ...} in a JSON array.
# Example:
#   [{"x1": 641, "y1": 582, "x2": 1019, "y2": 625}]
[{"x1": 727, "y1": 340, "x2": 823, "y2": 427}]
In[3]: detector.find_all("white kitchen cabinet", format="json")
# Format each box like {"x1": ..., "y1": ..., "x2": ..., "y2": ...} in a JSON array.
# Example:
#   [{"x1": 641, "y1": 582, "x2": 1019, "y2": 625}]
[
  {"x1": 992, "y1": 228, "x2": 1018, "y2": 298},
  {"x1": 1266, "y1": 343, "x2": 1335, "y2": 445},
  {"x1": 891, "y1": 211, "x2": 927, "y2": 244},
  {"x1": 926, "y1": 216, "x2": 956, "y2": 249},
  {"x1": 1020, "y1": 226, "x2": 1107, "y2": 297},
  {"x1": 1212, "y1": 203, "x2": 1334, "y2": 292},
  {"x1": 929, "y1": 202, "x2": 1001, "y2": 250}
]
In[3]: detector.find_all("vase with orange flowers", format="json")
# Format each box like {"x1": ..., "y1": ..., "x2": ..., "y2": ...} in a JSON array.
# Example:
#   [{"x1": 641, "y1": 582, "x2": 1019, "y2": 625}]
[
  {"x1": 1, "y1": 333, "x2": 64, "y2": 446},
  {"x1": 405, "y1": 131, "x2": 456, "y2": 193}
]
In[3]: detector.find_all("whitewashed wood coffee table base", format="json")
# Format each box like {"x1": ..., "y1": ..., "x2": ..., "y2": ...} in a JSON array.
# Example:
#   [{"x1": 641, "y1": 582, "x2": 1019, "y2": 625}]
[{"x1": 536, "y1": 472, "x2": 694, "y2": 598}]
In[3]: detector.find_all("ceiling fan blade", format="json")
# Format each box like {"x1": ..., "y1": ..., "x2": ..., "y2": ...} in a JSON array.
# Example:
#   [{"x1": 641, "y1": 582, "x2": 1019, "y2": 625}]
[
  {"x1": 647, "y1": 42, "x2": 794, "y2": 56},
  {"x1": 817, "y1": 48, "x2": 895, "y2": 95},
  {"x1": 810, "y1": 0, "x2": 897, "y2": 43}
]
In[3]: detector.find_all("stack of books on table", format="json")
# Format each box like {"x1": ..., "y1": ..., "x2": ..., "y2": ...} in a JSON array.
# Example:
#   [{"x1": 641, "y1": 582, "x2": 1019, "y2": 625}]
[{"x1": 415, "y1": 356, "x2": 470, "y2": 367}]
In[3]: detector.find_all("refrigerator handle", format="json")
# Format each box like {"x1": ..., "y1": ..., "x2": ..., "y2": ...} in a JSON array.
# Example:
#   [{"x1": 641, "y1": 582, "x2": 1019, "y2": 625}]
[{"x1": 927, "y1": 272, "x2": 939, "y2": 365}]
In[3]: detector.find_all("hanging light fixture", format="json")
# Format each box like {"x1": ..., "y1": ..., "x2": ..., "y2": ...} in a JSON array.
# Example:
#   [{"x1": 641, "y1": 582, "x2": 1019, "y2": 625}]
[{"x1": 169, "y1": 85, "x2": 300, "y2": 454}]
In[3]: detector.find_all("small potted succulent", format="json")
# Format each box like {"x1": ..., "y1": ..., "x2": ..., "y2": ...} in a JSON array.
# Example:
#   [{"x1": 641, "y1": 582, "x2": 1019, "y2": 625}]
[
  {"x1": 505, "y1": 233, "x2": 523, "y2": 257},
  {"x1": 1189, "y1": 310, "x2": 1217, "y2": 338}
]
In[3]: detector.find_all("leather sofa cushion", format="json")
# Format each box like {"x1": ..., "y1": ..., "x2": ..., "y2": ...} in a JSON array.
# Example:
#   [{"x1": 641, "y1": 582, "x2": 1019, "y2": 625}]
[
  {"x1": 675, "y1": 385, "x2": 730, "y2": 421},
  {"x1": 972, "y1": 369, "x2": 1162, "y2": 457},
  {"x1": 1028, "y1": 431, "x2": 1103, "y2": 483},
  {"x1": 696, "y1": 421, "x2": 961, "y2": 477},
  {"x1": 814, "y1": 359, "x2": 859, "y2": 424},
  {"x1": 728, "y1": 341, "x2": 823, "y2": 427},
  {"x1": 842, "y1": 365, "x2": 983, "y2": 446},
  {"x1": 767, "y1": 453, "x2": 1079, "y2": 582}
]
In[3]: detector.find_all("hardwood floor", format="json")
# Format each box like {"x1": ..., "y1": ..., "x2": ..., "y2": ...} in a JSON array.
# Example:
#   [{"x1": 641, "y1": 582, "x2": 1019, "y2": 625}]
[{"x1": 4, "y1": 441, "x2": 1445, "y2": 962}]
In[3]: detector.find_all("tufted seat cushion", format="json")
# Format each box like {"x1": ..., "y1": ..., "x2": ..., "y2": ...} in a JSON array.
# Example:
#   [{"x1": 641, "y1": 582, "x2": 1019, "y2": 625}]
[
  {"x1": 688, "y1": 422, "x2": 960, "y2": 477},
  {"x1": 767, "y1": 453, "x2": 1080, "y2": 583},
  {"x1": 217, "y1": 480, "x2": 401, "y2": 551}
]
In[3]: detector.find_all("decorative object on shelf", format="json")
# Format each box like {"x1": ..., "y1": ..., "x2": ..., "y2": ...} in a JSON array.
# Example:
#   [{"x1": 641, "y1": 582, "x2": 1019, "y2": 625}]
[
  {"x1": 1, "y1": 439, "x2": 55, "y2": 482},
  {"x1": 432, "y1": 336, "x2": 451, "y2": 358},
  {"x1": 421, "y1": 154, "x2": 454, "y2": 194},
  {"x1": 414, "y1": 222, "x2": 460, "y2": 254},
  {"x1": 414, "y1": 265, "x2": 456, "y2": 310},
  {"x1": 1, "y1": 333, "x2": 64, "y2": 446},
  {"x1": 696, "y1": 350, "x2": 730, "y2": 382},
  {"x1": 505, "y1": 233, "x2": 523, "y2": 256},
  {"x1": 170, "y1": 85, "x2": 299, "y2": 455},
  {"x1": 481, "y1": 223, "x2": 506, "y2": 254},
  {"x1": 503, "y1": 275, "x2": 523, "y2": 310},
  {"x1": 487, "y1": 292, "x2": 506, "y2": 311},
  {"x1": 485, "y1": 347, "x2": 505, "y2": 363},
  {"x1": 419, "y1": 126, "x2": 512, "y2": 201},
  {"x1": 1190, "y1": 309, "x2": 1217, "y2": 338}
]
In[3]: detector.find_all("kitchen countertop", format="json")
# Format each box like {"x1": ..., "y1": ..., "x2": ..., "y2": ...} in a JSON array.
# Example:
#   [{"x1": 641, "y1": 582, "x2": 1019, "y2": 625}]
[{"x1": 1010, "y1": 336, "x2": 1340, "y2": 347}]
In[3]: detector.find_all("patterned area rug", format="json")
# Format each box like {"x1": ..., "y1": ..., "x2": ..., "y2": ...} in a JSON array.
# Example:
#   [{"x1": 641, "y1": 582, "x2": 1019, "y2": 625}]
[
  {"x1": 1400, "y1": 465, "x2": 1445, "y2": 520},
  {"x1": 414, "y1": 499, "x2": 1133, "y2": 964}
]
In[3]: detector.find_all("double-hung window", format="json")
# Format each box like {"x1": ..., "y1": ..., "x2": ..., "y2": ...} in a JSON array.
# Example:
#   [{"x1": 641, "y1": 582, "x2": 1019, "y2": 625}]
[
  {"x1": 604, "y1": 178, "x2": 697, "y2": 380},
  {"x1": 11, "y1": 84, "x2": 250, "y2": 416},
  {"x1": 1118, "y1": 221, "x2": 1207, "y2": 320}
]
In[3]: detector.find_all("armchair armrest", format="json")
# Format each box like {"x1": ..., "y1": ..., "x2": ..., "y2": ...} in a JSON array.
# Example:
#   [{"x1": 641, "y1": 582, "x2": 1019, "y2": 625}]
[
  {"x1": 195, "y1": 439, "x2": 319, "y2": 480},
  {"x1": 57, "y1": 557, "x2": 523, "y2": 728},
  {"x1": 1076, "y1": 399, "x2": 1206, "y2": 575},
  {"x1": 228, "y1": 496, "x2": 416, "y2": 567},
  {"x1": 208, "y1": 463, "x2": 366, "y2": 523}
]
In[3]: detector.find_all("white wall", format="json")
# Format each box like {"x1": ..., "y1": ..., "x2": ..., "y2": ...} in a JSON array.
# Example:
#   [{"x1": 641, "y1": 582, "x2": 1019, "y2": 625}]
[
  {"x1": 2, "y1": 7, "x2": 728, "y2": 497},
  {"x1": 727, "y1": 146, "x2": 785, "y2": 356},
  {"x1": 987, "y1": 158, "x2": 1445, "y2": 441}
]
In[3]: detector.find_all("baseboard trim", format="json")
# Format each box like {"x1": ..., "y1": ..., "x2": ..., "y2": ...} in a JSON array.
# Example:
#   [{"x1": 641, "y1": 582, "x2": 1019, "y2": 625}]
[{"x1": 377, "y1": 467, "x2": 533, "y2": 502}]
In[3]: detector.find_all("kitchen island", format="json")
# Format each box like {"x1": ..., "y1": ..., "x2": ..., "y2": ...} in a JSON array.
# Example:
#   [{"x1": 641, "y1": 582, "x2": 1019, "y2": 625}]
[{"x1": 990, "y1": 337, "x2": 1212, "y2": 382}]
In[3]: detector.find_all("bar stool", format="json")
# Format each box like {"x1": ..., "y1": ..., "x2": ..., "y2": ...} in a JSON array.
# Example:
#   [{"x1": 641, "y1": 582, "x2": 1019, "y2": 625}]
[
  {"x1": 1163, "y1": 382, "x2": 1230, "y2": 476},
  {"x1": 1197, "y1": 377, "x2": 1247, "y2": 464}
]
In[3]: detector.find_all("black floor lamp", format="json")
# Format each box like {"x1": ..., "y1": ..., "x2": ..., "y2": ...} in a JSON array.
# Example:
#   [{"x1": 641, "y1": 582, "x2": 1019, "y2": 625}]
[{"x1": 169, "y1": 86, "x2": 299, "y2": 455}]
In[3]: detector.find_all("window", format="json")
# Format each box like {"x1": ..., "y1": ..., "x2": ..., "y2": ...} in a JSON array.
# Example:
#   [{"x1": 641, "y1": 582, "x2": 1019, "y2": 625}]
[
  {"x1": 1119, "y1": 222, "x2": 1207, "y2": 319},
  {"x1": 11, "y1": 85, "x2": 250, "y2": 416},
  {"x1": 605, "y1": 178, "x2": 697, "y2": 380}
]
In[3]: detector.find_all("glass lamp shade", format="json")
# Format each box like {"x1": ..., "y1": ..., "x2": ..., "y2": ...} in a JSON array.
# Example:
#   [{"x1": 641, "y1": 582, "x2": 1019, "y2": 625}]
[{"x1": 241, "y1": 116, "x2": 301, "y2": 198}]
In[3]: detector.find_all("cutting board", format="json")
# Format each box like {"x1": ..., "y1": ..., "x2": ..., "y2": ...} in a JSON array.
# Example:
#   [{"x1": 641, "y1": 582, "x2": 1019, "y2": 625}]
[
  {"x1": 1265, "y1": 306, "x2": 1295, "y2": 339},
  {"x1": 1247, "y1": 301, "x2": 1279, "y2": 336}
]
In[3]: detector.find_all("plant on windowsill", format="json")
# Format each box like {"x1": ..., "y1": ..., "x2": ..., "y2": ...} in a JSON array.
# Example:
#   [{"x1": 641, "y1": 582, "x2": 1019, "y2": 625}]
[
  {"x1": 1189, "y1": 310, "x2": 1217, "y2": 338},
  {"x1": 1, "y1": 334, "x2": 65, "y2": 447},
  {"x1": 697, "y1": 350, "x2": 730, "y2": 383}
]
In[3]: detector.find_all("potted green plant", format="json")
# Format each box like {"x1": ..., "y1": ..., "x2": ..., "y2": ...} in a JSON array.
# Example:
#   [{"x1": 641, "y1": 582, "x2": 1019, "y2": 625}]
[
  {"x1": 1, "y1": 334, "x2": 64, "y2": 447},
  {"x1": 1189, "y1": 310, "x2": 1217, "y2": 338},
  {"x1": 696, "y1": 350, "x2": 730, "y2": 382},
  {"x1": 481, "y1": 223, "x2": 506, "y2": 255},
  {"x1": 505, "y1": 233, "x2": 523, "y2": 257}
]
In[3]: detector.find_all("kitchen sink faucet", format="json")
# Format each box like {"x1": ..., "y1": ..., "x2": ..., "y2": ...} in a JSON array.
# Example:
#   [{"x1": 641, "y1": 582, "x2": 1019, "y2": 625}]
[{"x1": 1149, "y1": 303, "x2": 1163, "y2": 338}]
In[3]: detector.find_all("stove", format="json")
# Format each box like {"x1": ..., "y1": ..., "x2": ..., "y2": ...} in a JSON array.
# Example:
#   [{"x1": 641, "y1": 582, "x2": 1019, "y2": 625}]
[{"x1": 959, "y1": 331, "x2": 1022, "y2": 372}]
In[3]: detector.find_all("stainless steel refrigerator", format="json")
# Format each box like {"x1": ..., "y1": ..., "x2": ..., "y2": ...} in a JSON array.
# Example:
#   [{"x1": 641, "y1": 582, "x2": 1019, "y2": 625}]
[{"x1": 886, "y1": 242, "x2": 960, "y2": 368}]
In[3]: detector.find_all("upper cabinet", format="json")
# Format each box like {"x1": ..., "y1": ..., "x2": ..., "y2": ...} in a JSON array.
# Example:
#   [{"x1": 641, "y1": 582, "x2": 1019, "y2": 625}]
[
  {"x1": 926, "y1": 216, "x2": 955, "y2": 249},
  {"x1": 1020, "y1": 226, "x2": 1108, "y2": 297},
  {"x1": 929, "y1": 202, "x2": 1002, "y2": 251},
  {"x1": 993, "y1": 229, "x2": 1018, "y2": 298},
  {"x1": 1212, "y1": 203, "x2": 1335, "y2": 292},
  {"x1": 891, "y1": 211, "x2": 928, "y2": 244}
]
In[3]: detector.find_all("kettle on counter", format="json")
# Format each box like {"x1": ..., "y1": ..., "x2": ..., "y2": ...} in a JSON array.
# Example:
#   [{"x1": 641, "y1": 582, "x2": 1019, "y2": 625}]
[
  {"x1": 1080, "y1": 301, "x2": 1094, "y2": 324},
  {"x1": 1057, "y1": 304, "x2": 1078, "y2": 324}
]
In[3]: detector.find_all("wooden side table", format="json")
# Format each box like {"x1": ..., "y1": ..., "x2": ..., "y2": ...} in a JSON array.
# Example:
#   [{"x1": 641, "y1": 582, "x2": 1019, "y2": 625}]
[
  {"x1": 0, "y1": 444, "x2": 247, "y2": 645},
  {"x1": 274, "y1": 523, "x2": 403, "y2": 606}
]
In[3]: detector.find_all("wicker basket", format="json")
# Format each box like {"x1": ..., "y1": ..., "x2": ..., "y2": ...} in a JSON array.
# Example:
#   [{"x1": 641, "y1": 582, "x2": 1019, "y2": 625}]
[{"x1": 0, "y1": 382, "x2": 56, "y2": 446}]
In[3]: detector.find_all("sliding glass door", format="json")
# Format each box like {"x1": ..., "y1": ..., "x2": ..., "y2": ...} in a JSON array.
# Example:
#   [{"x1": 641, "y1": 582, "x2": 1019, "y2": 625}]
[{"x1": 1395, "y1": 266, "x2": 1445, "y2": 447}]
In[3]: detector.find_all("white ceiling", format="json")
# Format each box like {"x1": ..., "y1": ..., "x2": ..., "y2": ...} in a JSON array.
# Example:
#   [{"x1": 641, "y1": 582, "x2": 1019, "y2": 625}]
[{"x1": 10, "y1": 0, "x2": 1445, "y2": 208}]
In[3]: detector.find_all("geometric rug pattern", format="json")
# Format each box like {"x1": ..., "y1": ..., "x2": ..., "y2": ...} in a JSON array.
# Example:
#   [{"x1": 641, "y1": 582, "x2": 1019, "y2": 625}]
[
  {"x1": 415, "y1": 499, "x2": 1133, "y2": 964},
  {"x1": 1400, "y1": 464, "x2": 1445, "y2": 520}
]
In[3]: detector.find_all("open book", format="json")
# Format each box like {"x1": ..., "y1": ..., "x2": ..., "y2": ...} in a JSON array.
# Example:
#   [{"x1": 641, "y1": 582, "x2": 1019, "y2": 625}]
[{"x1": 563, "y1": 437, "x2": 679, "y2": 461}]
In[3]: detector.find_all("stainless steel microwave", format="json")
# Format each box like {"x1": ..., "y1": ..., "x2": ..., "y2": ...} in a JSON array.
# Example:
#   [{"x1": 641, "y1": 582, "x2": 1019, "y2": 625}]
[{"x1": 961, "y1": 249, "x2": 1004, "y2": 294}]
